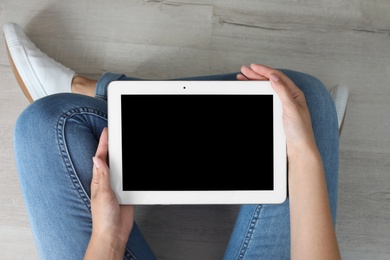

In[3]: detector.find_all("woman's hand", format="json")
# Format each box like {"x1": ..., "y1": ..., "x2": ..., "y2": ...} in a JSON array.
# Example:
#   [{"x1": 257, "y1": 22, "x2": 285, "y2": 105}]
[
  {"x1": 238, "y1": 64, "x2": 341, "y2": 259},
  {"x1": 84, "y1": 127, "x2": 134, "y2": 260},
  {"x1": 237, "y1": 64, "x2": 317, "y2": 160}
]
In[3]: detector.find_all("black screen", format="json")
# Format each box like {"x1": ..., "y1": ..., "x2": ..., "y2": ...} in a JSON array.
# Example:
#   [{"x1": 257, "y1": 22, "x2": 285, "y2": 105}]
[{"x1": 121, "y1": 94, "x2": 274, "y2": 191}]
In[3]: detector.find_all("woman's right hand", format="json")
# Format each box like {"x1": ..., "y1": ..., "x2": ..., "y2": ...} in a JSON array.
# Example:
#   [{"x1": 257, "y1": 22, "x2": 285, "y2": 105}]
[
  {"x1": 237, "y1": 64, "x2": 318, "y2": 160},
  {"x1": 238, "y1": 64, "x2": 341, "y2": 260}
]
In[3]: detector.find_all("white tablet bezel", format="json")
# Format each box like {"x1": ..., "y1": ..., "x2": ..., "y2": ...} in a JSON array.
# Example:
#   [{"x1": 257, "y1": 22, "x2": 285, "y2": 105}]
[{"x1": 108, "y1": 80, "x2": 286, "y2": 205}]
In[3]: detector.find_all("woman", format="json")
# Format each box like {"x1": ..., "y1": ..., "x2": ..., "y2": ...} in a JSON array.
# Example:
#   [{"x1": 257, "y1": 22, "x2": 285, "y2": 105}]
[{"x1": 6, "y1": 22, "x2": 340, "y2": 259}]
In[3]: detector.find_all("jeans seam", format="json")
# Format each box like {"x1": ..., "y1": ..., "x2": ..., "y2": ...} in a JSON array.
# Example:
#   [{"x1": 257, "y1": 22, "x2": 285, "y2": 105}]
[
  {"x1": 237, "y1": 204, "x2": 263, "y2": 260},
  {"x1": 57, "y1": 107, "x2": 138, "y2": 260},
  {"x1": 56, "y1": 107, "x2": 107, "y2": 211}
]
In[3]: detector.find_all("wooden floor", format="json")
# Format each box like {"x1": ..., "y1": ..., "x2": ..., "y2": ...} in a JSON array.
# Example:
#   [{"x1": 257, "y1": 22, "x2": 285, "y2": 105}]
[{"x1": 1, "y1": 0, "x2": 390, "y2": 259}]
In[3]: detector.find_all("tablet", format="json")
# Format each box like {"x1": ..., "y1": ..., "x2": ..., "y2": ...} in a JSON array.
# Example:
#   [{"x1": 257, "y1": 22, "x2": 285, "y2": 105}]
[{"x1": 107, "y1": 80, "x2": 286, "y2": 205}]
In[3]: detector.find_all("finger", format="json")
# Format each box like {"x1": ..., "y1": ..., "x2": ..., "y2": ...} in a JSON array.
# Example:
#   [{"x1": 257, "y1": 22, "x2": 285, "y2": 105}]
[
  {"x1": 92, "y1": 156, "x2": 112, "y2": 192},
  {"x1": 90, "y1": 157, "x2": 100, "y2": 199},
  {"x1": 95, "y1": 127, "x2": 109, "y2": 164},
  {"x1": 250, "y1": 64, "x2": 297, "y2": 91},
  {"x1": 249, "y1": 64, "x2": 306, "y2": 105},
  {"x1": 240, "y1": 65, "x2": 268, "y2": 80},
  {"x1": 236, "y1": 73, "x2": 248, "y2": 80},
  {"x1": 90, "y1": 128, "x2": 111, "y2": 200},
  {"x1": 245, "y1": 63, "x2": 294, "y2": 102},
  {"x1": 249, "y1": 63, "x2": 276, "y2": 78}
]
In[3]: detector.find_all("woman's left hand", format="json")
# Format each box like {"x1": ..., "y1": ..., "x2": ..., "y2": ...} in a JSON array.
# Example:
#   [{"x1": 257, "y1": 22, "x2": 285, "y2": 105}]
[{"x1": 85, "y1": 127, "x2": 134, "y2": 259}]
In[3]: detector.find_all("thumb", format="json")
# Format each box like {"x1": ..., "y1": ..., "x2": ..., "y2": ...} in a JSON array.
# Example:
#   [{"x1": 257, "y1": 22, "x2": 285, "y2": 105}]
[
  {"x1": 90, "y1": 156, "x2": 102, "y2": 199},
  {"x1": 93, "y1": 156, "x2": 113, "y2": 192}
]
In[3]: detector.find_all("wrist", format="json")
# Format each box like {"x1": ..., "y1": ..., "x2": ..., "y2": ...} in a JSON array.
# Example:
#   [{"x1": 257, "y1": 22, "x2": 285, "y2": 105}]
[
  {"x1": 287, "y1": 143, "x2": 323, "y2": 176},
  {"x1": 85, "y1": 232, "x2": 127, "y2": 260},
  {"x1": 288, "y1": 140, "x2": 320, "y2": 164}
]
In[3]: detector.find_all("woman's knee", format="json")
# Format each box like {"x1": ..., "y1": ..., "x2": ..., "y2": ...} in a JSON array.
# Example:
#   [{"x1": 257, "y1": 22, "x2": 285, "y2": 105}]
[
  {"x1": 279, "y1": 69, "x2": 329, "y2": 98},
  {"x1": 15, "y1": 96, "x2": 57, "y2": 141}
]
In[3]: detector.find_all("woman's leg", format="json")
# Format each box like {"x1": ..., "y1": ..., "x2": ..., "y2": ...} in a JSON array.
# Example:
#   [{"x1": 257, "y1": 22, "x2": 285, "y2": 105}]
[
  {"x1": 14, "y1": 93, "x2": 156, "y2": 259},
  {"x1": 14, "y1": 71, "x2": 238, "y2": 259},
  {"x1": 58, "y1": 68, "x2": 338, "y2": 259},
  {"x1": 222, "y1": 69, "x2": 339, "y2": 259}
]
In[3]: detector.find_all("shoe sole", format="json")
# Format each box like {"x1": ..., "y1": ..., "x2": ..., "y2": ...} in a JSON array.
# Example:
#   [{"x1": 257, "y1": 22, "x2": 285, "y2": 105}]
[
  {"x1": 330, "y1": 85, "x2": 349, "y2": 136},
  {"x1": 4, "y1": 33, "x2": 34, "y2": 103}
]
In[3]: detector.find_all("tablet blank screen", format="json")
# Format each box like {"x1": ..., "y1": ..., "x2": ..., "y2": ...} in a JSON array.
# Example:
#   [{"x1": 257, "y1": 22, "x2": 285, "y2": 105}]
[{"x1": 121, "y1": 94, "x2": 273, "y2": 191}]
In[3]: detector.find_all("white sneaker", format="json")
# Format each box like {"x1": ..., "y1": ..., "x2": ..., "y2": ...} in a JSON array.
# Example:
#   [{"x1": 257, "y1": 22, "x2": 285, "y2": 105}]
[
  {"x1": 3, "y1": 22, "x2": 75, "y2": 102},
  {"x1": 329, "y1": 84, "x2": 349, "y2": 136}
]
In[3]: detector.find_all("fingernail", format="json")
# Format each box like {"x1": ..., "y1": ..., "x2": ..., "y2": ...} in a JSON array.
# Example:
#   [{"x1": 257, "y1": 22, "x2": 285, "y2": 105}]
[
  {"x1": 270, "y1": 73, "x2": 280, "y2": 82},
  {"x1": 92, "y1": 157, "x2": 101, "y2": 169}
]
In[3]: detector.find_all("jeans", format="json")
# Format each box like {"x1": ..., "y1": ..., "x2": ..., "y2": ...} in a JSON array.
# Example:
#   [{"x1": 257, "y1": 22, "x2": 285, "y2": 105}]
[{"x1": 14, "y1": 69, "x2": 339, "y2": 259}]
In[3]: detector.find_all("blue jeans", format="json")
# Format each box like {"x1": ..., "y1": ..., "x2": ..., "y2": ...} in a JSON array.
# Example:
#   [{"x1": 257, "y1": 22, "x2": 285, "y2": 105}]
[{"x1": 14, "y1": 70, "x2": 339, "y2": 259}]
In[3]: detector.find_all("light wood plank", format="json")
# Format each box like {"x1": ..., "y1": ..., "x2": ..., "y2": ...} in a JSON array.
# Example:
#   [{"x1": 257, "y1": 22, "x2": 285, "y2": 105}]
[{"x1": 0, "y1": 0, "x2": 389, "y2": 259}]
